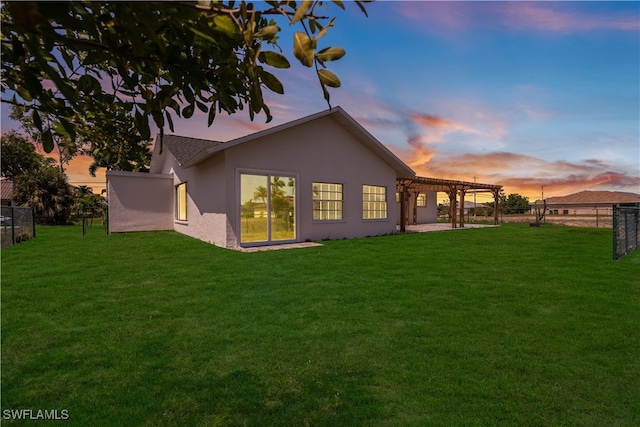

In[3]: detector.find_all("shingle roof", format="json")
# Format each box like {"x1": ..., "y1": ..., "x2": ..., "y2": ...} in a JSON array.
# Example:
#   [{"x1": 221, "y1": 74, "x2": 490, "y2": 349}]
[
  {"x1": 160, "y1": 135, "x2": 222, "y2": 166},
  {"x1": 543, "y1": 191, "x2": 640, "y2": 205},
  {"x1": 1, "y1": 178, "x2": 15, "y2": 201}
]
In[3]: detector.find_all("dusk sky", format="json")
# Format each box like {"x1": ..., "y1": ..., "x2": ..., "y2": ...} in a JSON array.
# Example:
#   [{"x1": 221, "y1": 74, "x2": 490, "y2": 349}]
[{"x1": 2, "y1": 1, "x2": 638, "y2": 203}]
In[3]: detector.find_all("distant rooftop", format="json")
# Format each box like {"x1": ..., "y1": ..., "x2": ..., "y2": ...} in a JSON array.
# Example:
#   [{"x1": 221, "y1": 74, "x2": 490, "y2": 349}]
[{"x1": 540, "y1": 190, "x2": 640, "y2": 205}]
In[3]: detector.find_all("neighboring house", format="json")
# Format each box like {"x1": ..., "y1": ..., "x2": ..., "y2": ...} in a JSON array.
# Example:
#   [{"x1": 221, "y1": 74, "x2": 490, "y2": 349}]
[
  {"x1": 535, "y1": 191, "x2": 640, "y2": 215},
  {"x1": 1, "y1": 178, "x2": 15, "y2": 206},
  {"x1": 108, "y1": 107, "x2": 501, "y2": 248}
]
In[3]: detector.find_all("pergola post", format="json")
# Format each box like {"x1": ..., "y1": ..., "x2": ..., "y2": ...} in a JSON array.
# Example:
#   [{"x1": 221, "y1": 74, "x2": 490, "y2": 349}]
[
  {"x1": 459, "y1": 189, "x2": 466, "y2": 228},
  {"x1": 493, "y1": 189, "x2": 500, "y2": 225},
  {"x1": 448, "y1": 188, "x2": 457, "y2": 228},
  {"x1": 412, "y1": 192, "x2": 418, "y2": 225}
]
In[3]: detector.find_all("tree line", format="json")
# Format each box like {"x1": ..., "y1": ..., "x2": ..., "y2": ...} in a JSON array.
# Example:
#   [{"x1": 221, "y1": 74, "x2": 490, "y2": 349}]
[{"x1": 1, "y1": 131, "x2": 106, "y2": 225}]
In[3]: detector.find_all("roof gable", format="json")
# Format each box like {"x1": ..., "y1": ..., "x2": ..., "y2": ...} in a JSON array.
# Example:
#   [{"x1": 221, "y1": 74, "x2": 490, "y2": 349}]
[{"x1": 182, "y1": 107, "x2": 415, "y2": 176}]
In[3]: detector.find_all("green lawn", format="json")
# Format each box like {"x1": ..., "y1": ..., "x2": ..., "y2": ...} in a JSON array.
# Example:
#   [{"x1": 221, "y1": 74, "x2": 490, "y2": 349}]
[{"x1": 2, "y1": 225, "x2": 639, "y2": 426}]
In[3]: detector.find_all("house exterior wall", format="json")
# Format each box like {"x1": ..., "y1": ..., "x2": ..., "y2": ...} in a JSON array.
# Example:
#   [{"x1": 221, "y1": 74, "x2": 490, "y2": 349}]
[
  {"x1": 222, "y1": 114, "x2": 400, "y2": 245},
  {"x1": 546, "y1": 203, "x2": 615, "y2": 215},
  {"x1": 154, "y1": 149, "x2": 230, "y2": 247},
  {"x1": 396, "y1": 191, "x2": 438, "y2": 225},
  {"x1": 107, "y1": 171, "x2": 174, "y2": 232}
]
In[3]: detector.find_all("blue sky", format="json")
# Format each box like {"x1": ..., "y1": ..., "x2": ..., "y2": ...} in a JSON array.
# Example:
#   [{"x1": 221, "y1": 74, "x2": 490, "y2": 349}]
[{"x1": 2, "y1": 1, "x2": 638, "y2": 200}]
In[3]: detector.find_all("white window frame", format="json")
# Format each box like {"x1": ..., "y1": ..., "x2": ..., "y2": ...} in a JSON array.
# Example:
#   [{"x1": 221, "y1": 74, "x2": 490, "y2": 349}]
[
  {"x1": 176, "y1": 182, "x2": 187, "y2": 221},
  {"x1": 362, "y1": 185, "x2": 387, "y2": 220},
  {"x1": 312, "y1": 182, "x2": 344, "y2": 221}
]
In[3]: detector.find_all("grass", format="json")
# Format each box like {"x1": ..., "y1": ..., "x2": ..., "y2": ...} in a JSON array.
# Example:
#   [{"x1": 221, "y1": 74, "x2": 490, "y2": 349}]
[{"x1": 2, "y1": 224, "x2": 639, "y2": 426}]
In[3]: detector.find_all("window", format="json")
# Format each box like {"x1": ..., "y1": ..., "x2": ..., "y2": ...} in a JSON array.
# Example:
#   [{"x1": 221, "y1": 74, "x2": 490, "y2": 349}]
[
  {"x1": 417, "y1": 193, "x2": 426, "y2": 207},
  {"x1": 363, "y1": 185, "x2": 387, "y2": 219},
  {"x1": 176, "y1": 182, "x2": 187, "y2": 221},
  {"x1": 313, "y1": 182, "x2": 343, "y2": 220}
]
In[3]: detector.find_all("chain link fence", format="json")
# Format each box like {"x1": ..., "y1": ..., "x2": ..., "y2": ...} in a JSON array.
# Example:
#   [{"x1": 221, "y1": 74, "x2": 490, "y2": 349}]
[
  {"x1": 1, "y1": 206, "x2": 36, "y2": 248},
  {"x1": 613, "y1": 204, "x2": 640, "y2": 260}
]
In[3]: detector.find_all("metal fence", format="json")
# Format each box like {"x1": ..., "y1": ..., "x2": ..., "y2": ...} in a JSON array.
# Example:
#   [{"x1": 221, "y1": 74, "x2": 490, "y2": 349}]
[
  {"x1": 613, "y1": 204, "x2": 640, "y2": 260},
  {"x1": 1, "y1": 206, "x2": 35, "y2": 248}
]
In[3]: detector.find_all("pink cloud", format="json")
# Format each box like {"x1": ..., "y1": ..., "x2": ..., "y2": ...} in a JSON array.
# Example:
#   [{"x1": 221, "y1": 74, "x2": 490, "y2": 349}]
[
  {"x1": 499, "y1": 3, "x2": 640, "y2": 33},
  {"x1": 389, "y1": 2, "x2": 639, "y2": 35}
]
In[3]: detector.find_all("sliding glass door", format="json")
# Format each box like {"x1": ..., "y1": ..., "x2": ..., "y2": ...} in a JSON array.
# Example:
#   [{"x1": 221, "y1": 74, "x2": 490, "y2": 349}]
[{"x1": 240, "y1": 173, "x2": 296, "y2": 244}]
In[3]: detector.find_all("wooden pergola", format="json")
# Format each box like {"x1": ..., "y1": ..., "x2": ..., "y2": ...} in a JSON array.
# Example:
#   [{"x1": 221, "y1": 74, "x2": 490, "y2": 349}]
[{"x1": 397, "y1": 176, "x2": 503, "y2": 232}]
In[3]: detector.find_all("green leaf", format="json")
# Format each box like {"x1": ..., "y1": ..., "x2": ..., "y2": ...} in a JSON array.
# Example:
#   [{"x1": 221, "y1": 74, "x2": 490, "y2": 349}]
[
  {"x1": 313, "y1": 17, "x2": 335, "y2": 42},
  {"x1": 355, "y1": 1, "x2": 369, "y2": 18},
  {"x1": 331, "y1": 0, "x2": 345, "y2": 10},
  {"x1": 189, "y1": 26, "x2": 216, "y2": 43},
  {"x1": 293, "y1": 32, "x2": 314, "y2": 67},
  {"x1": 59, "y1": 118, "x2": 76, "y2": 141},
  {"x1": 258, "y1": 51, "x2": 290, "y2": 69},
  {"x1": 212, "y1": 15, "x2": 238, "y2": 37},
  {"x1": 290, "y1": 0, "x2": 312, "y2": 25},
  {"x1": 260, "y1": 70, "x2": 285, "y2": 94},
  {"x1": 196, "y1": 101, "x2": 207, "y2": 113},
  {"x1": 322, "y1": 83, "x2": 331, "y2": 106},
  {"x1": 318, "y1": 69, "x2": 341, "y2": 88},
  {"x1": 16, "y1": 86, "x2": 33, "y2": 102},
  {"x1": 54, "y1": 121, "x2": 70, "y2": 137},
  {"x1": 183, "y1": 86, "x2": 195, "y2": 104},
  {"x1": 152, "y1": 110, "x2": 164, "y2": 129},
  {"x1": 255, "y1": 25, "x2": 279, "y2": 40},
  {"x1": 78, "y1": 75, "x2": 100, "y2": 94},
  {"x1": 182, "y1": 103, "x2": 195, "y2": 119},
  {"x1": 207, "y1": 104, "x2": 216, "y2": 126},
  {"x1": 165, "y1": 110, "x2": 175, "y2": 132},
  {"x1": 32, "y1": 110, "x2": 42, "y2": 131},
  {"x1": 316, "y1": 47, "x2": 346, "y2": 62},
  {"x1": 135, "y1": 111, "x2": 151, "y2": 140},
  {"x1": 41, "y1": 129, "x2": 54, "y2": 153}
]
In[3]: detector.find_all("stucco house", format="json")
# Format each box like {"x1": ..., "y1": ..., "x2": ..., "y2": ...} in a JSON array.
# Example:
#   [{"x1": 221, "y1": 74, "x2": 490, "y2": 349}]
[
  {"x1": 535, "y1": 191, "x2": 640, "y2": 216},
  {"x1": 108, "y1": 107, "x2": 441, "y2": 248}
]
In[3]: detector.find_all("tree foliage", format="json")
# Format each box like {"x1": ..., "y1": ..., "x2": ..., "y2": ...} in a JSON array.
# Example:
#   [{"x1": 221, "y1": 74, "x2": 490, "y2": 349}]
[
  {"x1": 2, "y1": 0, "x2": 368, "y2": 153},
  {"x1": 0, "y1": 131, "x2": 44, "y2": 179},
  {"x1": 9, "y1": 105, "x2": 81, "y2": 173},
  {"x1": 13, "y1": 163, "x2": 73, "y2": 225},
  {"x1": 71, "y1": 185, "x2": 106, "y2": 219},
  {"x1": 1, "y1": 132, "x2": 73, "y2": 224},
  {"x1": 499, "y1": 192, "x2": 531, "y2": 214}
]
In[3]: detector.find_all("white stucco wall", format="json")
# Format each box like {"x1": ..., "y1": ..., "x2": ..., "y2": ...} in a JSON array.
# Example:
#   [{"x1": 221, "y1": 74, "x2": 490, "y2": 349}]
[
  {"x1": 397, "y1": 191, "x2": 438, "y2": 225},
  {"x1": 221, "y1": 114, "x2": 400, "y2": 244},
  {"x1": 153, "y1": 149, "x2": 229, "y2": 247},
  {"x1": 107, "y1": 171, "x2": 174, "y2": 232}
]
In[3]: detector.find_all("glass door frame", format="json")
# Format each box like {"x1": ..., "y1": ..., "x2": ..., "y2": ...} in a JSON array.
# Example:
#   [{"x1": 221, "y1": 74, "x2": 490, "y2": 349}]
[{"x1": 237, "y1": 169, "x2": 299, "y2": 247}]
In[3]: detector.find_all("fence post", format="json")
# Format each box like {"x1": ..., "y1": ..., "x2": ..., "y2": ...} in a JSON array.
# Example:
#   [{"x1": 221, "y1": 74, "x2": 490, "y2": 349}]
[
  {"x1": 32, "y1": 206, "x2": 36, "y2": 238},
  {"x1": 624, "y1": 207, "x2": 629, "y2": 256},
  {"x1": 612, "y1": 204, "x2": 618, "y2": 260},
  {"x1": 10, "y1": 206, "x2": 15, "y2": 245}
]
